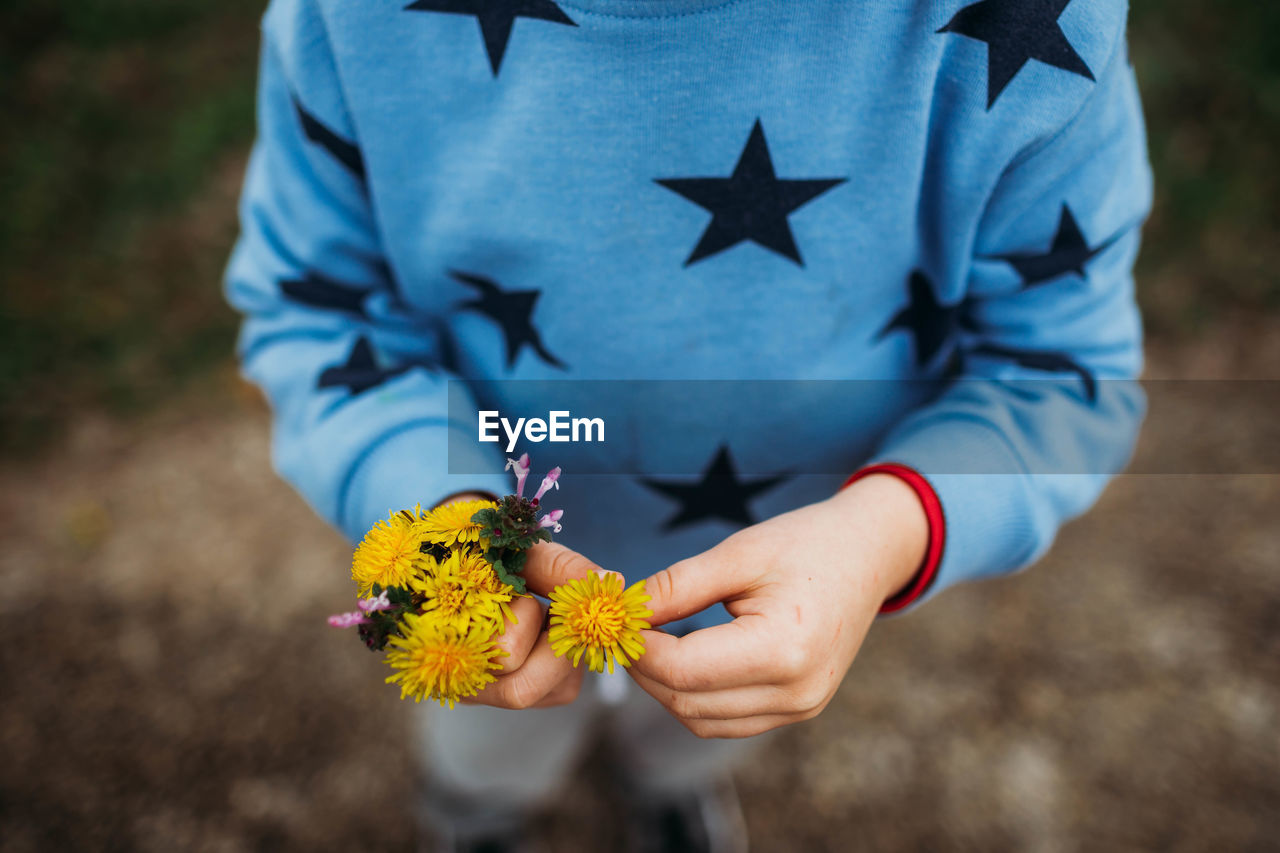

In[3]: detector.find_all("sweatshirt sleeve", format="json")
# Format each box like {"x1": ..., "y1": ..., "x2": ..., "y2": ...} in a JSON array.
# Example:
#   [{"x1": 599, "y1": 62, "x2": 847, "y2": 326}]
[
  {"x1": 224, "y1": 0, "x2": 509, "y2": 544},
  {"x1": 869, "y1": 31, "x2": 1152, "y2": 606}
]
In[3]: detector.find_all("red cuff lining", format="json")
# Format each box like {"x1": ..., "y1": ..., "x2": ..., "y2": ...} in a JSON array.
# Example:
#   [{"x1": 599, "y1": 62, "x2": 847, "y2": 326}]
[{"x1": 841, "y1": 464, "x2": 945, "y2": 614}]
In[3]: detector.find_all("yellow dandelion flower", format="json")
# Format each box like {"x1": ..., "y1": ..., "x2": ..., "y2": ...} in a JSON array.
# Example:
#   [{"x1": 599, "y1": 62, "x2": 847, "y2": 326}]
[
  {"x1": 412, "y1": 549, "x2": 441, "y2": 579},
  {"x1": 385, "y1": 613, "x2": 503, "y2": 707},
  {"x1": 352, "y1": 506, "x2": 429, "y2": 596},
  {"x1": 411, "y1": 550, "x2": 516, "y2": 634},
  {"x1": 457, "y1": 548, "x2": 513, "y2": 596},
  {"x1": 548, "y1": 574, "x2": 653, "y2": 674},
  {"x1": 420, "y1": 498, "x2": 498, "y2": 548}
]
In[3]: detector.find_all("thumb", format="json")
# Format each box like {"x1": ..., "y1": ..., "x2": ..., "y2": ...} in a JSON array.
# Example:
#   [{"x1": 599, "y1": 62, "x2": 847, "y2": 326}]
[
  {"x1": 643, "y1": 553, "x2": 752, "y2": 627},
  {"x1": 520, "y1": 542, "x2": 619, "y2": 597}
]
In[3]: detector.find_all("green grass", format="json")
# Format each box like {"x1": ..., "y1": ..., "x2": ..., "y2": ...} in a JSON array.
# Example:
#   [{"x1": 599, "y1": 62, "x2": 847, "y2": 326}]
[
  {"x1": 0, "y1": 0, "x2": 1277, "y2": 452},
  {"x1": 0, "y1": 0, "x2": 262, "y2": 450},
  {"x1": 1130, "y1": 0, "x2": 1280, "y2": 331}
]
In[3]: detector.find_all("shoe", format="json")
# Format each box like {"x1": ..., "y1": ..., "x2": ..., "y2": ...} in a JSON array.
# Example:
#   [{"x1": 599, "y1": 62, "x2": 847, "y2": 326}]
[
  {"x1": 421, "y1": 823, "x2": 543, "y2": 853},
  {"x1": 625, "y1": 775, "x2": 749, "y2": 853},
  {"x1": 414, "y1": 775, "x2": 546, "y2": 853}
]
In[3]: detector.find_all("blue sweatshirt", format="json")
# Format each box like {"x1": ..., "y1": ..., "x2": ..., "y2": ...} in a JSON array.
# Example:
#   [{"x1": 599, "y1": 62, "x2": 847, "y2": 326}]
[{"x1": 225, "y1": 0, "x2": 1151, "y2": 624}]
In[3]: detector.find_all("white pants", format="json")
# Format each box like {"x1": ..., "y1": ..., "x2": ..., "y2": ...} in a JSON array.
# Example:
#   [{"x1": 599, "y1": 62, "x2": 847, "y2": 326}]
[{"x1": 414, "y1": 669, "x2": 763, "y2": 833}]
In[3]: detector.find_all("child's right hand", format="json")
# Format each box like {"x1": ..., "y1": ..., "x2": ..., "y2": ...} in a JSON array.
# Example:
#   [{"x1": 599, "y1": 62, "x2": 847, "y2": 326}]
[{"x1": 462, "y1": 542, "x2": 615, "y2": 710}]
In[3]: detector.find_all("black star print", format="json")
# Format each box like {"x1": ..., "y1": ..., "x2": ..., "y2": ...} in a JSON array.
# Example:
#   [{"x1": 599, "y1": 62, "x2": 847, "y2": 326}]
[
  {"x1": 656, "y1": 119, "x2": 846, "y2": 267},
  {"x1": 293, "y1": 98, "x2": 365, "y2": 179},
  {"x1": 281, "y1": 272, "x2": 371, "y2": 317},
  {"x1": 452, "y1": 270, "x2": 567, "y2": 370},
  {"x1": 994, "y1": 204, "x2": 1112, "y2": 287},
  {"x1": 404, "y1": 0, "x2": 577, "y2": 76},
  {"x1": 938, "y1": 0, "x2": 1095, "y2": 109},
  {"x1": 640, "y1": 446, "x2": 788, "y2": 531},
  {"x1": 970, "y1": 343, "x2": 1097, "y2": 402},
  {"x1": 318, "y1": 336, "x2": 409, "y2": 395},
  {"x1": 878, "y1": 270, "x2": 964, "y2": 367}
]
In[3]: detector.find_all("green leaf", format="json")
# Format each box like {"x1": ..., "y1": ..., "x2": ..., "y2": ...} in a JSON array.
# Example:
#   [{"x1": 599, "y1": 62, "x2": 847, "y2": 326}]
[
  {"x1": 471, "y1": 507, "x2": 499, "y2": 527},
  {"x1": 358, "y1": 609, "x2": 403, "y2": 652},
  {"x1": 497, "y1": 565, "x2": 527, "y2": 594}
]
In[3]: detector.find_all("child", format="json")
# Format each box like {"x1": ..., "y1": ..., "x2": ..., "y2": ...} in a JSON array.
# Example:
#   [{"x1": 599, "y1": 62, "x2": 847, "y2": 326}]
[{"x1": 226, "y1": 0, "x2": 1150, "y2": 849}]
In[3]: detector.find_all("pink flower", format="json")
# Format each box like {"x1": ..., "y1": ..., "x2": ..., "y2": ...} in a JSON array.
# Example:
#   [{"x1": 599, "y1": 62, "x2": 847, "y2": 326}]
[
  {"x1": 539, "y1": 509, "x2": 564, "y2": 533},
  {"x1": 357, "y1": 590, "x2": 393, "y2": 613},
  {"x1": 327, "y1": 611, "x2": 369, "y2": 628},
  {"x1": 506, "y1": 453, "x2": 531, "y2": 497},
  {"x1": 532, "y1": 467, "x2": 561, "y2": 502}
]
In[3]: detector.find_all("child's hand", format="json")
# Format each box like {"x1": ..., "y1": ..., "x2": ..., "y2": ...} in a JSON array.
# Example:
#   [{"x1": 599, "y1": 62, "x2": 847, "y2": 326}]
[
  {"x1": 463, "y1": 542, "x2": 616, "y2": 710},
  {"x1": 628, "y1": 474, "x2": 929, "y2": 738}
]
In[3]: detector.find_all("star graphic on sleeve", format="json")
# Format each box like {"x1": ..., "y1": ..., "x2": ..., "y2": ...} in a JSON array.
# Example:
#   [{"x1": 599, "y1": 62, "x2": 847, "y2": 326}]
[
  {"x1": 993, "y1": 204, "x2": 1114, "y2": 287},
  {"x1": 293, "y1": 97, "x2": 365, "y2": 179},
  {"x1": 878, "y1": 270, "x2": 964, "y2": 367},
  {"x1": 317, "y1": 336, "x2": 410, "y2": 395},
  {"x1": 404, "y1": 0, "x2": 577, "y2": 76},
  {"x1": 451, "y1": 270, "x2": 567, "y2": 370},
  {"x1": 640, "y1": 446, "x2": 789, "y2": 531},
  {"x1": 938, "y1": 0, "x2": 1095, "y2": 109},
  {"x1": 280, "y1": 272, "x2": 371, "y2": 317},
  {"x1": 969, "y1": 343, "x2": 1098, "y2": 402},
  {"x1": 655, "y1": 119, "x2": 847, "y2": 267}
]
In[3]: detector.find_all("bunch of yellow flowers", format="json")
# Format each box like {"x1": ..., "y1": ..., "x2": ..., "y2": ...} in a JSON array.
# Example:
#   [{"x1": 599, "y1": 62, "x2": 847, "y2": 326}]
[{"x1": 328, "y1": 456, "x2": 652, "y2": 706}]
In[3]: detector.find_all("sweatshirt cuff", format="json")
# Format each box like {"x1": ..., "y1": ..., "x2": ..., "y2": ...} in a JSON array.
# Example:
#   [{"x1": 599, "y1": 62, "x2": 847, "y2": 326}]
[
  {"x1": 339, "y1": 420, "x2": 512, "y2": 544},
  {"x1": 841, "y1": 464, "x2": 945, "y2": 614}
]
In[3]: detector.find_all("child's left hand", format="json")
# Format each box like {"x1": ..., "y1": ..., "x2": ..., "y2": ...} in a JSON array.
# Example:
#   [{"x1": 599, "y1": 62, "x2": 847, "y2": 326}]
[{"x1": 628, "y1": 473, "x2": 929, "y2": 738}]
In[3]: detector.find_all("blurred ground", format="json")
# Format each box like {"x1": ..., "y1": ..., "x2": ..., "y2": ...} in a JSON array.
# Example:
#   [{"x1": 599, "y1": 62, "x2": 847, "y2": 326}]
[{"x1": 1, "y1": 325, "x2": 1277, "y2": 852}]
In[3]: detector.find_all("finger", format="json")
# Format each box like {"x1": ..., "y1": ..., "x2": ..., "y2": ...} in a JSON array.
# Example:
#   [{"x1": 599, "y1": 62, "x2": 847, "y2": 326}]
[
  {"x1": 630, "y1": 615, "x2": 793, "y2": 691},
  {"x1": 680, "y1": 714, "x2": 807, "y2": 740},
  {"x1": 521, "y1": 542, "x2": 618, "y2": 597},
  {"x1": 530, "y1": 665, "x2": 586, "y2": 708},
  {"x1": 629, "y1": 668, "x2": 825, "y2": 721},
  {"x1": 490, "y1": 595, "x2": 546, "y2": 674},
  {"x1": 472, "y1": 629, "x2": 577, "y2": 710},
  {"x1": 643, "y1": 553, "x2": 762, "y2": 626}
]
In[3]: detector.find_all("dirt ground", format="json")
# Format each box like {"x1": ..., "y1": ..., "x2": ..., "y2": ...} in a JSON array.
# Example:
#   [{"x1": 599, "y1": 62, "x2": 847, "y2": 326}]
[{"x1": 1, "y1": 328, "x2": 1277, "y2": 852}]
